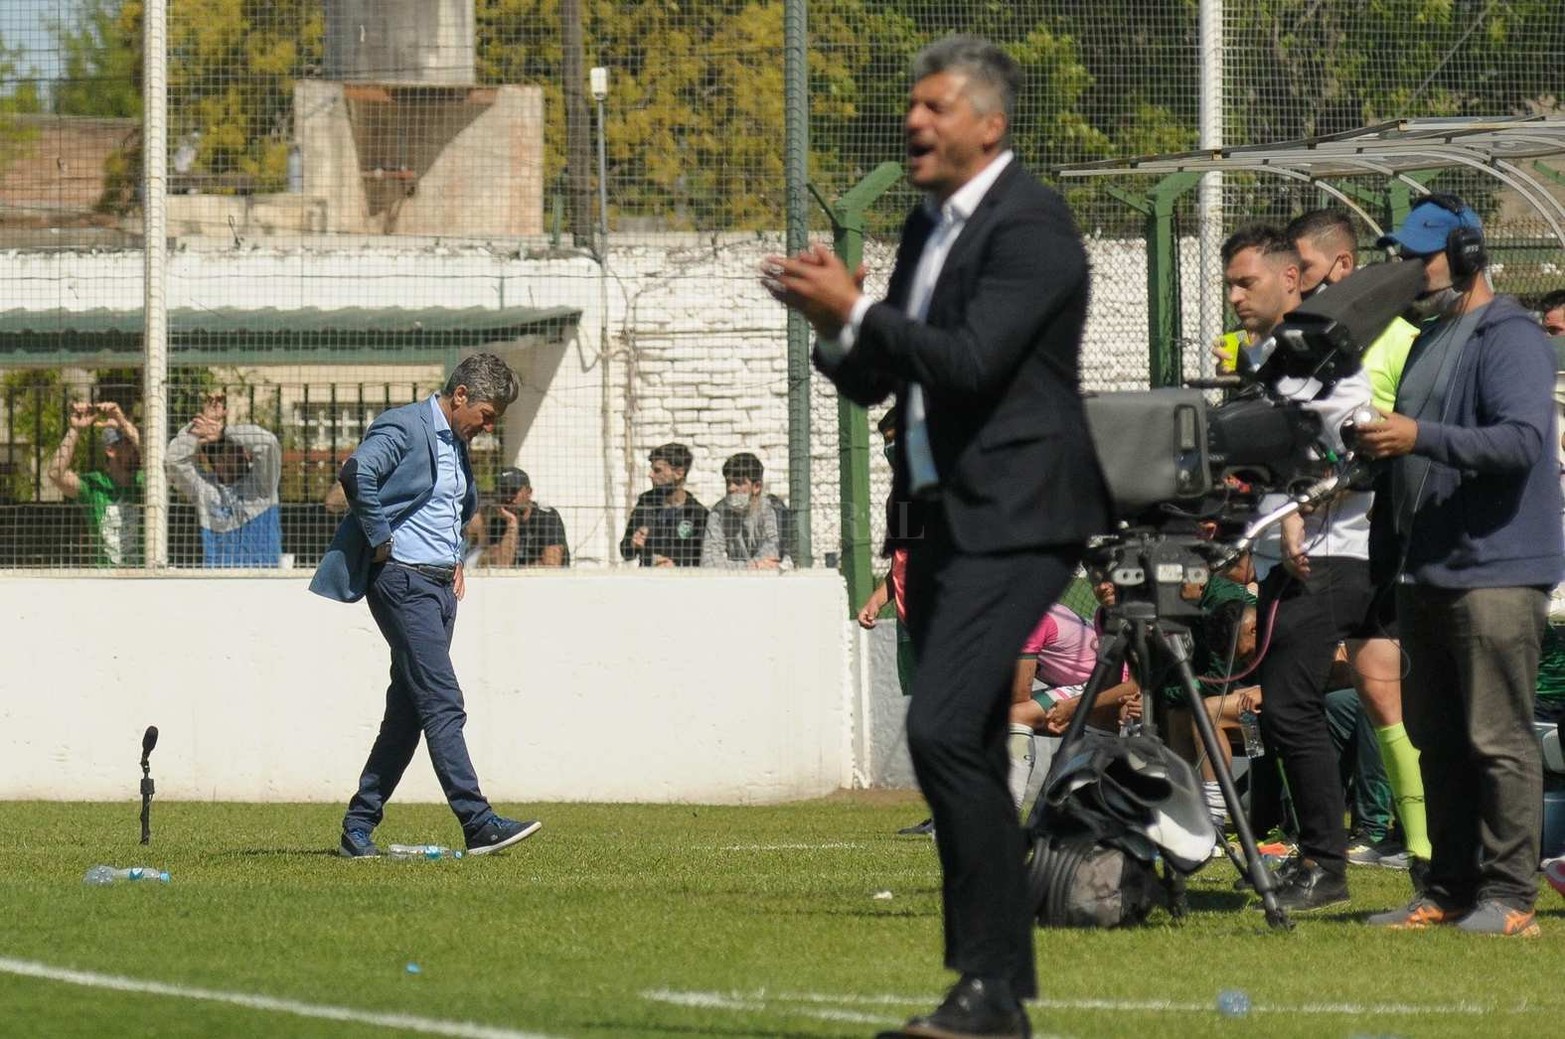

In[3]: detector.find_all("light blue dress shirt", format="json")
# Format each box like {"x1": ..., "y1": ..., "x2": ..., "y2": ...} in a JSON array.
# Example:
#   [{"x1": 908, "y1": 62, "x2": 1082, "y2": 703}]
[{"x1": 391, "y1": 395, "x2": 467, "y2": 566}]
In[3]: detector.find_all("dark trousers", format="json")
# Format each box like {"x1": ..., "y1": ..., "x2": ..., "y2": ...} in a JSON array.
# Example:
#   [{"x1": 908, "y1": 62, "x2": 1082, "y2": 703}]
[
  {"x1": 1324, "y1": 687, "x2": 1394, "y2": 841},
  {"x1": 904, "y1": 510, "x2": 1082, "y2": 999},
  {"x1": 1256, "y1": 557, "x2": 1376, "y2": 876},
  {"x1": 344, "y1": 563, "x2": 495, "y2": 837},
  {"x1": 1399, "y1": 584, "x2": 1546, "y2": 909}
]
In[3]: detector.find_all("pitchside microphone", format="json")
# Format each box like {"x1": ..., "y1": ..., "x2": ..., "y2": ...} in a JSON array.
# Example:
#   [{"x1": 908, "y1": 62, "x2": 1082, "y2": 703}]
[{"x1": 140, "y1": 725, "x2": 158, "y2": 846}]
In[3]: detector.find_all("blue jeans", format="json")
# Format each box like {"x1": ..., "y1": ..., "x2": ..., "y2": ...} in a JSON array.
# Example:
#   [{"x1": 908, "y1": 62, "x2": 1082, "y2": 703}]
[{"x1": 343, "y1": 563, "x2": 495, "y2": 837}]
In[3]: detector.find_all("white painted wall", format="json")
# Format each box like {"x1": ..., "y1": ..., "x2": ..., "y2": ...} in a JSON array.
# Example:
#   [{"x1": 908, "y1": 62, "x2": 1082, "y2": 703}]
[{"x1": 0, "y1": 570, "x2": 867, "y2": 803}]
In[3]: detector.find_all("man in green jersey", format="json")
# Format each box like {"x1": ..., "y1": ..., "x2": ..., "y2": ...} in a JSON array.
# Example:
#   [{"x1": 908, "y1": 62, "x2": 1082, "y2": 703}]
[{"x1": 46, "y1": 400, "x2": 143, "y2": 567}]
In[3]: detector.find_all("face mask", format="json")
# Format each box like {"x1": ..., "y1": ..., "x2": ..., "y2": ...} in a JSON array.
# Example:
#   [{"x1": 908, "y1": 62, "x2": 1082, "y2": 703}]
[
  {"x1": 723, "y1": 491, "x2": 749, "y2": 510},
  {"x1": 882, "y1": 444, "x2": 896, "y2": 465},
  {"x1": 1409, "y1": 285, "x2": 1460, "y2": 320}
]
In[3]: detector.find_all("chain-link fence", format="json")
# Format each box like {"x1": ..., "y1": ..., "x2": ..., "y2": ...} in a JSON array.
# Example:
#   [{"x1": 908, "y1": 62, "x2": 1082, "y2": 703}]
[{"x1": 0, "y1": 1, "x2": 1561, "y2": 572}]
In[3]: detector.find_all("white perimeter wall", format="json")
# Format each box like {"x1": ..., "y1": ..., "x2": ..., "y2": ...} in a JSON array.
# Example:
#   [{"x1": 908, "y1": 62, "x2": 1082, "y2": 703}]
[{"x1": 0, "y1": 571, "x2": 890, "y2": 803}]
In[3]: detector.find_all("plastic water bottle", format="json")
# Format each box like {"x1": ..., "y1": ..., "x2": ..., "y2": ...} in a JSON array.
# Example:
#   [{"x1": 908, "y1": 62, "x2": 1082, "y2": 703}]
[
  {"x1": 385, "y1": 844, "x2": 463, "y2": 861},
  {"x1": 1238, "y1": 710, "x2": 1265, "y2": 758},
  {"x1": 1216, "y1": 989, "x2": 1252, "y2": 1017},
  {"x1": 83, "y1": 865, "x2": 170, "y2": 886}
]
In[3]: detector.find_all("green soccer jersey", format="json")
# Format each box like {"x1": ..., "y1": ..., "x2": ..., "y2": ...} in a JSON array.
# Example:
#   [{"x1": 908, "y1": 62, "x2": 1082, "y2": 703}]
[
  {"x1": 1360, "y1": 316, "x2": 1421, "y2": 414},
  {"x1": 1537, "y1": 623, "x2": 1565, "y2": 711},
  {"x1": 76, "y1": 469, "x2": 143, "y2": 566}
]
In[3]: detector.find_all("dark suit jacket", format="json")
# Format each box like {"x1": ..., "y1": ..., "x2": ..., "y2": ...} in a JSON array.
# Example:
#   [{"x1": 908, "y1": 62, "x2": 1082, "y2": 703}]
[
  {"x1": 819, "y1": 160, "x2": 1109, "y2": 554},
  {"x1": 309, "y1": 397, "x2": 479, "y2": 602}
]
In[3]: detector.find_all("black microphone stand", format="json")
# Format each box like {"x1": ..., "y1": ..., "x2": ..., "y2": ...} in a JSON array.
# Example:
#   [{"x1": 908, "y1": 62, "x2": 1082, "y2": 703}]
[{"x1": 140, "y1": 725, "x2": 158, "y2": 846}]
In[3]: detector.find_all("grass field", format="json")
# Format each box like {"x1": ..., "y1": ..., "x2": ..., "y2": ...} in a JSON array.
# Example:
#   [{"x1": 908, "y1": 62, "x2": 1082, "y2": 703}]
[{"x1": 1, "y1": 794, "x2": 1561, "y2": 1039}]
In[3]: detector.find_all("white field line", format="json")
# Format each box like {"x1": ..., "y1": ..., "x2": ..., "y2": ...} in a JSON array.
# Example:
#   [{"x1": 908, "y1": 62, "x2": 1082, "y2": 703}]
[
  {"x1": 712, "y1": 842, "x2": 868, "y2": 851},
  {"x1": 0, "y1": 956, "x2": 564, "y2": 1039},
  {"x1": 642, "y1": 986, "x2": 1530, "y2": 1019}
]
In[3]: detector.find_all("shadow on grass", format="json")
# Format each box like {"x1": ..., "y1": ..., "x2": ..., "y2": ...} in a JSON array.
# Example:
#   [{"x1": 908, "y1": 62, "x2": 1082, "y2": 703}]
[{"x1": 1181, "y1": 887, "x2": 1252, "y2": 912}]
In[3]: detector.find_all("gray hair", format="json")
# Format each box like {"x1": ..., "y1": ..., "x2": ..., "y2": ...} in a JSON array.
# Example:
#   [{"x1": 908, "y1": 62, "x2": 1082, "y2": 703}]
[
  {"x1": 445, "y1": 352, "x2": 519, "y2": 406},
  {"x1": 910, "y1": 35, "x2": 1019, "y2": 134}
]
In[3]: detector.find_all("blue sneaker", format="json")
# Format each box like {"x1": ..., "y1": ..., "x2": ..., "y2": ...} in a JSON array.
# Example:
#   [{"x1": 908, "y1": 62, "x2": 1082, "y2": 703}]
[
  {"x1": 465, "y1": 817, "x2": 541, "y2": 856},
  {"x1": 339, "y1": 828, "x2": 381, "y2": 858}
]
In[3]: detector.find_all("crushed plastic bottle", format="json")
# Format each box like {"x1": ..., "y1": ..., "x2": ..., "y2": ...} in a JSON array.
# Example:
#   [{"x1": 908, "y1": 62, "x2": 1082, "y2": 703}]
[
  {"x1": 385, "y1": 844, "x2": 463, "y2": 861},
  {"x1": 83, "y1": 865, "x2": 170, "y2": 886},
  {"x1": 1238, "y1": 709, "x2": 1265, "y2": 758},
  {"x1": 1216, "y1": 989, "x2": 1251, "y2": 1017}
]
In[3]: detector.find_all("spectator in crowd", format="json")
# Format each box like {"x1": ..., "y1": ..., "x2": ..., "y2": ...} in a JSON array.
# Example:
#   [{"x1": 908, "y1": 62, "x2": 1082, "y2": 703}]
[
  {"x1": 1541, "y1": 289, "x2": 1565, "y2": 337},
  {"x1": 701, "y1": 452, "x2": 781, "y2": 569},
  {"x1": 1003, "y1": 601, "x2": 1103, "y2": 809},
  {"x1": 855, "y1": 408, "x2": 932, "y2": 836},
  {"x1": 1226, "y1": 224, "x2": 1378, "y2": 914},
  {"x1": 1359, "y1": 196, "x2": 1563, "y2": 935},
  {"x1": 619, "y1": 442, "x2": 707, "y2": 567},
  {"x1": 310, "y1": 352, "x2": 540, "y2": 859},
  {"x1": 468, "y1": 467, "x2": 569, "y2": 567},
  {"x1": 1286, "y1": 208, "x2": 1430, "y2": 877},
  {"x1": 46, "y1": 400, "x2": 143, "y2": 567},
  {"x1": 166, "y1": 391, "x2": 282, "y2": 567}
]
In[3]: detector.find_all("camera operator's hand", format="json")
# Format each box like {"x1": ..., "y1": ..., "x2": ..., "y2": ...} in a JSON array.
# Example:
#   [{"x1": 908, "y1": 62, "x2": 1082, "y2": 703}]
[
  {"x1": 1354, "y1": 408, "x2": 1417, "y2": 459},
  {"x1": 1281, "y1": 513, "x2": 1311, "y2": 580}
]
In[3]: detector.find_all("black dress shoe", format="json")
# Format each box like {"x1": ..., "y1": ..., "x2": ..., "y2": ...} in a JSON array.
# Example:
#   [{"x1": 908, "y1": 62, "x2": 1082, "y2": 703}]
[
  {"x1": 875, "y1": 975, "x2": 1031, "y2": 1039},
  {"x1": 1265, "y1": 857, "x2": 1348, "y2": 913}
]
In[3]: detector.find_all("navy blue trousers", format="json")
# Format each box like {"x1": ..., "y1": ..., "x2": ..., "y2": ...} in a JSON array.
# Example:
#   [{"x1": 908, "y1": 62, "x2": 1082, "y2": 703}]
[{"x1": 343, "y1": 563, "x2": 495, "y2": 837}]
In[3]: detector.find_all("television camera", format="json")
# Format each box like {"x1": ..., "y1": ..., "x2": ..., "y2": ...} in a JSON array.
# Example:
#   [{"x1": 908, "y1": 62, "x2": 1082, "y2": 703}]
[{"x1": 1028, "y1": 258, "x2": 1426, "y2": 930}]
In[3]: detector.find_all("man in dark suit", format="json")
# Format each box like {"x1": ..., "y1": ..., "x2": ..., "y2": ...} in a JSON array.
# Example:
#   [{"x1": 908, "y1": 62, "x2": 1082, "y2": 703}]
[
  {"x1": 765, "y1": 34, "x2": 1108, "y2": 1039},
  {"x1": 312, "y1": 353, "x2": 541, "y2": 860}
]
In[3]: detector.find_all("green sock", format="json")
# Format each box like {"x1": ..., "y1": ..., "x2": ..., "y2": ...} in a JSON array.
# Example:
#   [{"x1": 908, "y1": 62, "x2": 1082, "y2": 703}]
[{"x1": 1376, "y1": 722, "x2": 1431, "y2": 860}]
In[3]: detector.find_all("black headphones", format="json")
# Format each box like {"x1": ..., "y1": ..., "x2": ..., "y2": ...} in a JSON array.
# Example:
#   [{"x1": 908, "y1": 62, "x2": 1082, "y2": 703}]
[{"x1": 1412, "y1": 193, "x2": 1488, "y2": 280}]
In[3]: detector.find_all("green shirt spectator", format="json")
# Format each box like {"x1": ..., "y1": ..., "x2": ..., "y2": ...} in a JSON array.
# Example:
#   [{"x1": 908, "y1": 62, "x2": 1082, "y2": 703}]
[{"x1": 46, "y1": 401, "x2": 143, "y2": 567}]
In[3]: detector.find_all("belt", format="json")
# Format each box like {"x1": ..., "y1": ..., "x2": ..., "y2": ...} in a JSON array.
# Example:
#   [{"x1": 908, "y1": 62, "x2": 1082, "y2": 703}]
[{"x1": 390, "y1": 560, "x2": 458, "y2": 585}]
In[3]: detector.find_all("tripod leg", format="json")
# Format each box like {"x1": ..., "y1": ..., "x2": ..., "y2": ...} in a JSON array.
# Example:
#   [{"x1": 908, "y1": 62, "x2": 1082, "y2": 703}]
[
  {"x1": 1157, "y1": 630, "x2": 1293, "y2": 931},
  {"x1": 1052, "y1": 625, "x2": 1130, "y2": 757}
]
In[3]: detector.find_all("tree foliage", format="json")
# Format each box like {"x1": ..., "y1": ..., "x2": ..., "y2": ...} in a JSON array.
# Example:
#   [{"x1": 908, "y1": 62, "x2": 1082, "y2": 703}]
[
  {"x1": 0, "y1": 36, "x2": 44, "y2": 175},
  {"x1": 32, "y1": 0, "x2": 1565, "y2": 226},
  {"x1": 62, "y1": 0, "x2": 322, "y2": 203}
]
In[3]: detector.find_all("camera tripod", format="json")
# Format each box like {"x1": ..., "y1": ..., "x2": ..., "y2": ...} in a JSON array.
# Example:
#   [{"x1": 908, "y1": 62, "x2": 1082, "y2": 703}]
[{"x1": 1042, "y1": 533, "x2": 1293, "y2": 931}]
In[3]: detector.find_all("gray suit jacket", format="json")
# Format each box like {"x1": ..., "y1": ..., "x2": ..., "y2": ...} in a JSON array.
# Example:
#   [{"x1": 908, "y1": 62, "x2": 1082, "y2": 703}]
[{"x1": 309, "y1": 397, "x2": 478, "y2": 603}]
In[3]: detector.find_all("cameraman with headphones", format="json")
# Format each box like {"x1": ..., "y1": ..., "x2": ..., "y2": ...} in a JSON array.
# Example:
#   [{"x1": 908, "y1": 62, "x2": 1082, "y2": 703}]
[{"x1": 1357, "y1": 196, "x2": 1564, "y2": 936}]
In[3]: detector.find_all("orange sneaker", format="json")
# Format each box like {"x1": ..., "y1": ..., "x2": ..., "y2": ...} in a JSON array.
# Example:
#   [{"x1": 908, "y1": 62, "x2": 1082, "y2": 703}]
[
  {"x1": 1454, "y1": 900, "x2": 1541, "y2": 937},
  {"x1": 1366, "y1": 896, "x2": 1463, "y2": 929}
]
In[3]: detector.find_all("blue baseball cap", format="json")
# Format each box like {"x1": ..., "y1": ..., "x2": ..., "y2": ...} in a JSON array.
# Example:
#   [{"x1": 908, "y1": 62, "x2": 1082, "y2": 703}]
[{"x1": 1377, "y1": 199, "x2": 1482, "y2": 256}]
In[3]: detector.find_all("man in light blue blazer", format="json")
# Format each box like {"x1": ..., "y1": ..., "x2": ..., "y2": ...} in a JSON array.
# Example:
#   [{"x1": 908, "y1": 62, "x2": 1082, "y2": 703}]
[{"x1": 312, "y1": 353, "x2": 541, "y2": 858}]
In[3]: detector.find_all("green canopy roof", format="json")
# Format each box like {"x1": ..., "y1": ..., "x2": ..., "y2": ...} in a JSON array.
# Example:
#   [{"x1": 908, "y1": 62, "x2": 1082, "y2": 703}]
[{"x1": 0, "y1": 306, "x2": 581, "y2": 367}]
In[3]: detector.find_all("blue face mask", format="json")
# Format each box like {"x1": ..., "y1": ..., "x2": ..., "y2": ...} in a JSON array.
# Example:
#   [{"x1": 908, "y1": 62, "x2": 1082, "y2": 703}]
[{"x1": 882, "y1": 443, "x2": 896, "y2": 465}]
